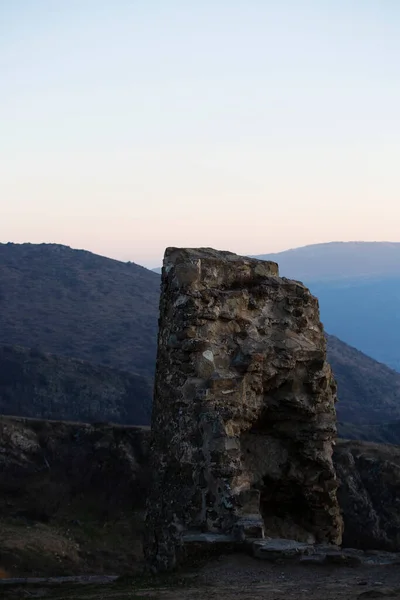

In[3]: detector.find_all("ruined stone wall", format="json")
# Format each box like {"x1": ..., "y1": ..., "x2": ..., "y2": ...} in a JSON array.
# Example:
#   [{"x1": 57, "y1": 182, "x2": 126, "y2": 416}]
[{"x1": 145, "y1": 248, "x2": 342, "y2": 571}]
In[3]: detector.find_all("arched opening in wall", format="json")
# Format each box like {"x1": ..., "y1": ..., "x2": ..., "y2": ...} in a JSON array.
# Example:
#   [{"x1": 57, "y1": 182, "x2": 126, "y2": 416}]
[{"x1": 259, "y1": 476, "x2": 316, "y2": 543}]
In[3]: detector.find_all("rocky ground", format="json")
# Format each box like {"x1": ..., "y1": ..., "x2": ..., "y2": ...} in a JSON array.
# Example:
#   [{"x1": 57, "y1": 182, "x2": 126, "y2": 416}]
[
  {"x1": 1, "y1": 553, "x2": 400, "y2": 599},
  {"x1": 1, "y1": 416, "x2": 400, "y2": 598},
  {"x1": 0, "y1": 417, "x2": 149, "y2": 577}
]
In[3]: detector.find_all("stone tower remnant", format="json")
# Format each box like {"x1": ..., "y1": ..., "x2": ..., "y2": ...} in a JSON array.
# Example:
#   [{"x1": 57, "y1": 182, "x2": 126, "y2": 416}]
[{"x1": 145, "y1": 247, "x2": 343, "y2": 571}]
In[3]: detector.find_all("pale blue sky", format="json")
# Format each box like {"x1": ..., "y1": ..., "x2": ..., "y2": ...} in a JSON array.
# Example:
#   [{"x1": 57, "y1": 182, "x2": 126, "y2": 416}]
[{"x1": 1, "y1": 1, "x2": 399, "y2": 267}]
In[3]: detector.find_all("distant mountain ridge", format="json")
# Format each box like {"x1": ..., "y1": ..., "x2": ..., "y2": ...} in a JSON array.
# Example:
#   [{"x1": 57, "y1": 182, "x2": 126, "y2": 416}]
[{"x1": 253, "y1": 241, "x2": 400, "y2": 281}]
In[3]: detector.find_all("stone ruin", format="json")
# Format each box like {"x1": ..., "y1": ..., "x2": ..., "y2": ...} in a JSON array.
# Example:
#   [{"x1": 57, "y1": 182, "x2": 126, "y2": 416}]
[{"x1": 145, "y1": 247, "x2": 343, "y2": 571}]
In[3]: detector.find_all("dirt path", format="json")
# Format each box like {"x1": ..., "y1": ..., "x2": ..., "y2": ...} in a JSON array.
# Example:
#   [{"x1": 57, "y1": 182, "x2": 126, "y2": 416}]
[
  {"x1": 2, "y1": 554, "x2": 400, "y2": 599},
  {"x1": 188, "y1": 554, "x2": 400, "y2": 599}
]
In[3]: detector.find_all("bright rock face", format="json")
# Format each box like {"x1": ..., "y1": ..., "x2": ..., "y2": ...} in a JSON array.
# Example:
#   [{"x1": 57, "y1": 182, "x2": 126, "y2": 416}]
[{"x1": 145, "y1": 248, "x2": 343, "y2": 571}]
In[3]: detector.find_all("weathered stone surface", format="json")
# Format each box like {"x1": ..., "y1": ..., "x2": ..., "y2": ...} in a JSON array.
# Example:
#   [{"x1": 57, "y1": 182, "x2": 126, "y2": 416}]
[
  {"x1": 334, "y1": 440, "x2": 400, "y2": 552},
  {"x1": 145, "y1": 247, "x2": 343, "y2": 571},
  {"x1": 253, "y1": 539, "x2": 400, "y2": 567},
  {"x1": 252, "y1": 538, "x2": 315, "y2": 560}
]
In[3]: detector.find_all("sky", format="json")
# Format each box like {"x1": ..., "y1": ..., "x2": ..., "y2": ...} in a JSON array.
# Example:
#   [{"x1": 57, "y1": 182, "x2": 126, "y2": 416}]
[{"x1": 1, "y1": 1, "x2": 400, "y2": 268}]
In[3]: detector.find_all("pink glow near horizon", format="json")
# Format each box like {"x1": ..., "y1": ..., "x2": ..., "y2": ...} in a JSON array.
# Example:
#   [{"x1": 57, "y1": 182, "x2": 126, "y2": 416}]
[{"x1": 1, "y1": 1, "x2": 400, "y2": 268}]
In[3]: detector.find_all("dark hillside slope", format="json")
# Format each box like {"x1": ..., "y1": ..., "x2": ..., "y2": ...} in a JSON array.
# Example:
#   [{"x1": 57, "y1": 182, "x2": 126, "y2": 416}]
[
  {"x1": 0, "y1": 243, "x2": 159, "y2": 378},
  {"x1": 1, "y1": 243, "x2": 400, "y2": 434},
  {"x1": 327, "y1": 335, "x2": 400, "y2": 425},
  {"x1": 0, "y1": 345, "x2": 152, "y2": 425},
  {"x1": 253, "y1": 241, "x2": 400, "y2": 281},
  {"x1": 338, "y1": 420, "x2": 400, "y2": 445}
]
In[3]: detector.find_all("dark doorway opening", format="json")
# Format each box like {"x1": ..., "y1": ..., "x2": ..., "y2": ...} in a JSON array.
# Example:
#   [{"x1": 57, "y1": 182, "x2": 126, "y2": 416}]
[{"x1": 259, "y1": 475, "x2": 315, "y2": 542}]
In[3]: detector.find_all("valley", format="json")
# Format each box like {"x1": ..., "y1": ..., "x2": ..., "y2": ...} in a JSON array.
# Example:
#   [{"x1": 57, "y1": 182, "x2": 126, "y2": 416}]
[{"x1": 1, "y1": 242, "x2": 400, "y2": 443}]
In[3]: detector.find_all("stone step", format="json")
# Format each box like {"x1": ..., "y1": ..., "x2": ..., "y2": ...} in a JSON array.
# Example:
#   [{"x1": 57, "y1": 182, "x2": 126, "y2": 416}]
[
  {"x1": 234, "y1": 515, "x2": 265, "y2": 540},
  {"x1": 252, "y1": 538, "x2": 400, "y2": 566}
]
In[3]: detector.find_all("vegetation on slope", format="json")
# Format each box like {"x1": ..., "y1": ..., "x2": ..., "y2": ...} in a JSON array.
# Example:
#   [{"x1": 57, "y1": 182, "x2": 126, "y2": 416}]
[
  {"x1": 327, "y1": 335, "x2": 400, "y2": 425},
  {"x1": 1, "y1": 242, "x2": 400, "y2": 439},
  {"x1": 0, "y1": 416, "x2": 149, "y2": 578},
  {"x1": 0, "y1": 243, "x2": 159, "y2": 378},
  {"x1": 0, "y1": 345, "x2": 152, "y2": 425}
]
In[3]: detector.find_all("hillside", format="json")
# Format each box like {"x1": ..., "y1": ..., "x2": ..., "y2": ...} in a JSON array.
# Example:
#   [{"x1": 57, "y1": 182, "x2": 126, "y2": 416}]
[
  {"x1": 338, "y1": 420, "x2": 400, "y2": 445},
  {"x1": 253, "y1": 241, "x2": 400, "y2": 370},
  {"x1": 0, "y1": 243, "x2": 160, "y2": 378},
  {"x1": 0, "y1": 416, "x2": 149, "y2": 577},
  {"x1": 327, "y1": 335, "x2": 400, "y2": 425},
  {"x1": 0, "y1": 345, "x2": 151, "y2": 425},
  {"x1": 1, "y1": 242, "x2": 400, "y2": 435}
]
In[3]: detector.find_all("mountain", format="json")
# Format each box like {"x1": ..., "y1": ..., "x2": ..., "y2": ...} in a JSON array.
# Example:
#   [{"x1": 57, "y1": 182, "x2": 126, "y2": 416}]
[
  {"x1": 253, "y1": 241, "x2": 400, "y2": 281},
  {"x1": 1, "y1": 242, "x2": 400, "y2": 438},
  {"x1": 310, "y1": 277, "x2": 400, "y2": 371},
  {"x1": 328, "y1": 335, "x2": 400, "y2": 444},
  {"x1": 0, "y1": 345, "x2": 151, "y2": 425},
  {"x1": 253, "y1": 242, "x2": 400, "y2": 371},
  {"x1": 338, "y1": 420, "x2": 400, "y2": 445},
  {"x1": 0, "y1": 242, "x2": 159, "y2": 378},
  {"x1": 327, "y1": 335, "x2": 400, "y2": 425}
]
